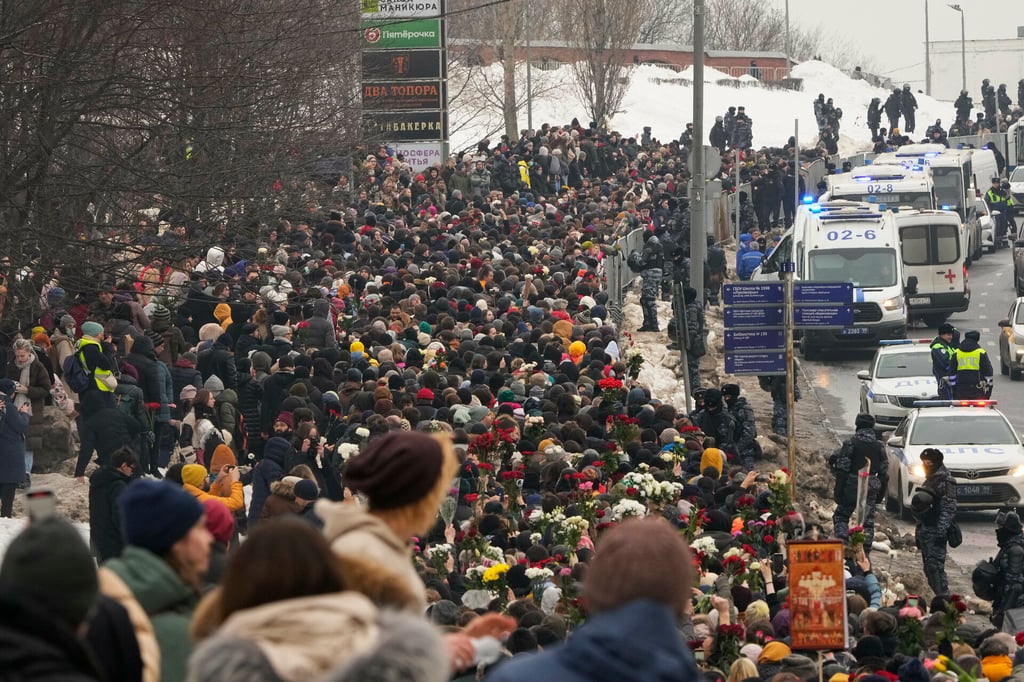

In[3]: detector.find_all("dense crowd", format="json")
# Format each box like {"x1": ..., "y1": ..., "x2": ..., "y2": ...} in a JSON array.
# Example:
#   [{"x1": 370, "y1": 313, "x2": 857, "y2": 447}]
[{"x1": 0, "y1": 114, "x2": 1020, "y2": 682}]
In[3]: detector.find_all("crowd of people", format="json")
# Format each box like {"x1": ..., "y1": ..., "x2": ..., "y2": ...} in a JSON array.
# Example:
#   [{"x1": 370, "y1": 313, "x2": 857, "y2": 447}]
[{"x1": 0, "y1": 112, "x2": 1020, "y2": 682}]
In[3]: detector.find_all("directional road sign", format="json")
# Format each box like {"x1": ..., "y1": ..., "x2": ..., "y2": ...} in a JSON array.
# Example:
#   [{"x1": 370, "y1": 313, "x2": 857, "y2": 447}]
[
  {"x1": 723, "y1": 282, "x2": 784, "y2": 305},
  {"x1": 794, "y1": 283, "x2": 854, "y2": 304},
  {"x1": 794, "y1": 305, "x2": 854, "y2": 328},
  {"x1": 724, "y1": 329, "x2": 785, "y2": 352},
  {"x1": 724, "y1": 306, "x2": 784, "y2": 328},
  {"x1": 724, "y1": 351, "x2": 787, "y2": 375}
]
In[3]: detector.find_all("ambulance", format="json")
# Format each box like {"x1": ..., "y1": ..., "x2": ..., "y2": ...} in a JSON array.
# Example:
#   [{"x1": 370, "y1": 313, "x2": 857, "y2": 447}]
[
  {"x1": 891, "y1": 208, "x2": 970, "y2": 328},
  {"x1": 753, "y1": 201, "x2": 908, "y2": 359}
]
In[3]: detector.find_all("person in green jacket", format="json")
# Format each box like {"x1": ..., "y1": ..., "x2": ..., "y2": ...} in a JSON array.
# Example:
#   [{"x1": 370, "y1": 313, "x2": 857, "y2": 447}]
[{"x1": 102, "y1": 479, "x2": 211, "y2": 682}]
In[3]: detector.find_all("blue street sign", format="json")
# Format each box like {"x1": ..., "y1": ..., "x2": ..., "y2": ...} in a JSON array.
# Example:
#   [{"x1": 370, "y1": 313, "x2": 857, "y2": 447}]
[
  {"x1": 724, "y1": 329, "x2": 785, "y2": 352},
  {"x1": 723, "y1": 282, "x2": 784, "y2": 305},
  {"x1": 794, "y1": 282, "x2": 853, "y2": 304},
  {"x1": 794, "y1": 305, "x2": 854, "y2": 327},
  {"x1": 725, "y1": 351, "x2": 787, "y2": 375},
  {"x1": 724, "y1": 306, "x2": 785, "y2": 328}
]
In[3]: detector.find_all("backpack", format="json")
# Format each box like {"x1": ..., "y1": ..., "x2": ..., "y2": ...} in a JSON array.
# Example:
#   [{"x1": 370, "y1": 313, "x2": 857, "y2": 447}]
[
  {"x1": 972, "y1": 558, "x2": 1000, "y2": 601},
  {"x1": 62, "y1": 351, "x2": 92, "y2": 394}
]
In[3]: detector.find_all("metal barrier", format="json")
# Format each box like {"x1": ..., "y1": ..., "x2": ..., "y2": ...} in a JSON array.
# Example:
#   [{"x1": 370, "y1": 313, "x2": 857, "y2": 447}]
[
  {"x1": 805, "y1": 159, "x2": 828, "y2": 196},
  {"x1": 604, "y1": 227, "x2": 646, "y2": 329}
]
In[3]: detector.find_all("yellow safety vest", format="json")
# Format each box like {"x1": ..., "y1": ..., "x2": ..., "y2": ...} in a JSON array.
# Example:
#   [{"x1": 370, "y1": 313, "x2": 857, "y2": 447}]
[
  {"x1": 956, "y1": 348, "x2": 982, "y2": 372},
  {"x1": 78, "y1": 338, "x2": 114, "y2": 393}
]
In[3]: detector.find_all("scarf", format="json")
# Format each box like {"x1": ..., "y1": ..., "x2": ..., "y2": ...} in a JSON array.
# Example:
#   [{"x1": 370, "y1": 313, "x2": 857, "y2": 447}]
[{"x1": 14, "y1": 356, "x2": 32, "y2": 416}]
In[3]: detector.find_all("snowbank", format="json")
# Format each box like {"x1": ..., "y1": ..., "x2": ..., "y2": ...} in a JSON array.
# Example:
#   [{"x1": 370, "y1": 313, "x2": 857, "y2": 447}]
[{"x1": 451, "y1": 60, "x2": 953, "y2": 159}]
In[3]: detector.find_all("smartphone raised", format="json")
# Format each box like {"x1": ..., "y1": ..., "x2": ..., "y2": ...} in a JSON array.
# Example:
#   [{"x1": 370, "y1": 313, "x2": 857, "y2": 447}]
[{"x1": 24, "y1": 486, "x2": 57, "y2": 522}]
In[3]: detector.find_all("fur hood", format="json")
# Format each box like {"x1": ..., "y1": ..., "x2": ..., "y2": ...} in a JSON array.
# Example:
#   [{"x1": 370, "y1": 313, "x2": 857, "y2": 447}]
[{"x1": 186, "y1": 596, "x2": 447, "y2": 682}]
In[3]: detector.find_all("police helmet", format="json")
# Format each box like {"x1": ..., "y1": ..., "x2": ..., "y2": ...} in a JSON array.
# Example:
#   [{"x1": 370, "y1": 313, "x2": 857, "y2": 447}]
[{"x1": 910, "y1": 488, "x2": 936, "y2": 513}]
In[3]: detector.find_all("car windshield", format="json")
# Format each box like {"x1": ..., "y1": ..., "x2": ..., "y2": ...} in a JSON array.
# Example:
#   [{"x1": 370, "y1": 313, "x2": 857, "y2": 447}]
[
  {"x1": 808, "y1": 248, "x2": 898, "y2": 287},
  {"x1": 875, "y1": 352, "x2": 933, "y2": 378},
  {"x1": 931, "y1": 168, "x2": 963, "y2": 215},
  {"x1": 975, "y1": 200, "x2": 989, "y2": 217},
  {"x1": 1010, "y1": 167, "x2": 1024, "y2": 182},
  {"x1": 909, "y1": 414, "x2": 1017, "y2": 445}
]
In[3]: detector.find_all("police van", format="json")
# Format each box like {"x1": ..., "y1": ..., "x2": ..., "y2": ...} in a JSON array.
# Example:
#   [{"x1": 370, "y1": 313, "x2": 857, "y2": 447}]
[
  {"x1": 753, "y1": 200, "x2": 908, "y2": 359},
  {"x1": 891, "y1": 209, "x2": 970, "y2": 328},
  {"x1": 822, "y1": 164, "x2": 935, "y2": 210}
]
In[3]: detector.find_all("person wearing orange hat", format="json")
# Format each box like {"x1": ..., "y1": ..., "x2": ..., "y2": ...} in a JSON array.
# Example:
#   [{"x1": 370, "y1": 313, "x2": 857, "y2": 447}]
[{"x1": 568, "y1": 340, "x2": 586, "y2": 364}]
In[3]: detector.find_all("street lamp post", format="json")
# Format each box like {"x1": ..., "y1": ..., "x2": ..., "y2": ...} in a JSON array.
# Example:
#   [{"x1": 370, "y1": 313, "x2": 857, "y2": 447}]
[
  {"x1": 924, "y1": 0, "x2": 931, "y2": 96},
  {"x1": 949, "y1": 4, "x2": 966, "y2": 93}
]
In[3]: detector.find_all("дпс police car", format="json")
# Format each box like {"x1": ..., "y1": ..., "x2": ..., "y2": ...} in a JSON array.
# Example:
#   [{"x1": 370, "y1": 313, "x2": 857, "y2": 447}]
[
  {"x1": 885, "y1": 400, "x2": 1024, "y2": 514},
  {"x1": 857, "y1": 340, "x2": 938, "y2": 430}
]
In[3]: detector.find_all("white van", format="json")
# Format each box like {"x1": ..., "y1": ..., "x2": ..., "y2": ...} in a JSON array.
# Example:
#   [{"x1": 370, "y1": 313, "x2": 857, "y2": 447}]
[
  {"x1": 823, "y1": 164, "x2": 935, "y2": 210},
  {"x1": 892, "y1": 209, "x2": 970, "y2": 327},
  {"x1": 753, "y1": 201, "x2": 908, "y2": 358}
]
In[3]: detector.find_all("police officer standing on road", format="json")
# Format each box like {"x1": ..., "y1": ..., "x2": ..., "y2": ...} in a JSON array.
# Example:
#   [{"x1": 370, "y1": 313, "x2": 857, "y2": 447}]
[
  {"x1": 947, "y1": 329, "x2": 993, "y2": 399},
  {"x1": 931, "y1": 323, "x2": 958, "y2": 400},
  {"x1": 992, "y1": 511, "x2": 1024, "y2": 629},
  {"x1": 830, "y1": 413, "x2": 888, "y2": 551},
  {"x1": 912, "y1": 448, "x2": 956, "y2": 597},
  {"x1": 637, "y1": 230, "x2": 664, "y2": 332}
]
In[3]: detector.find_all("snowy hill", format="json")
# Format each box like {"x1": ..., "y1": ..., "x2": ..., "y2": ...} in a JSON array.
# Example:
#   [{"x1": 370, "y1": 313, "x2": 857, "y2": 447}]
[{"x1": 450, "y1": 60, "x2": 954, "y2": 158}]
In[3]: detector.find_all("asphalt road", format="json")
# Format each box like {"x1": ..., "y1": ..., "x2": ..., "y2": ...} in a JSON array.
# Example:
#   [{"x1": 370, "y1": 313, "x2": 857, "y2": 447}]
[{"x1": 800, "y1": 244, "x2": 1021, "y2": 589}]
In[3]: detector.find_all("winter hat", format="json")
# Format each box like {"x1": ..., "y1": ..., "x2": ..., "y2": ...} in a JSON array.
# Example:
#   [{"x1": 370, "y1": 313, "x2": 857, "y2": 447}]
[
  {"x1": 46, "y1": 287, "x2": 66, "y2": 304},
  {"x1": 583, "y1": 517, "x2": 692, "y2": 616},
  {"x1": 740, "y1": 643, "x2": 764, "y2": 662},
  {"x1": 150, "y1": 305, "x2": 171, "y2": 324},
  {"x1": 294, "y1": 479, "x2": 319, "y2": 502},
  {"x1": 272, "y1": 324, "x2": 291, "y2": 340},
  {"x1": 497, "y1": 388, "x2": 516, "y2": 404},
  {"x1": 60, "y1": 314, "x2": 76, "y2": 330},
  {"x1": 349, "y1": 340, "x2": 365, "y2": 353},
  {"x1": 214, "y1": 303, "x2": 232, "y2": 323},
  {"x1": 344, "y1": 431, "x2": 450, "y2": 510},
  {"x1": 852, "y1": 635, "x2": 885, "y2": 662},
  {"x1": 721, "y1": 383, "x2": 740, "y2": 398},
  {"x1": 203, "y1": 499, "x2": 235, "y2": 545},
  {"x1": 855, "y1": 413, "x2": 875, "y2": 430},
  {"x1": 758, "y1": 641, "x2": 792, "y2": 663},
  {"x1": 0, "y1": 379, "x2": 16, "y2": 396},
  {"x1": 179, "y1": 384, "x2": 198, "y2": 404},
  {"x1": 780, "y1": 654, "x2": 818, "y2": 681},
  {"x1": 965, "y1": 329, "x2": 981, "y2": 341},
  {"x1": 275, "y1": 411, "x2": 294, "y2": 429},
  {"x1": 938, "y1": 322, "x2": 955, "y2": 336},
  {"x1": 145, "y1": 329, "x2": 164, "y2": 348},
  {"x1": 181, "y1": 464, "x2": 208, "y2": 488},
  {"x1": 568, "y1": 340, "x2": 586, "y2": 357},
  {"x1": 898, "y1": 658, "x2": 931, "y2": 682},
  {"x1": 209, "y1": 444, "x2": 236, "y2": 472},
  {"x1": 119, "y1": 479, "x2": 205, "y2": 556},
  {"x1": 0, "y1": 519, "x2": 98, "y2": 628},
  {"x1": 416, "y1": 388, "x2": 435, "y2": 401},
  {"x1": 199, "y1": 323, "x2": 223, "y2": 342},
  {"x1": 289, "y1": 382, "x2": 308, "y2": 398},
  {"x1": 250, "y1": 351, "x2": 272, "y2": 372},
  {"x1": 203, "y1": 375, "x2": 224, "y2": 396},
  {"x1": 81, "y1": 321, "x2": 104, "y2": 338}
]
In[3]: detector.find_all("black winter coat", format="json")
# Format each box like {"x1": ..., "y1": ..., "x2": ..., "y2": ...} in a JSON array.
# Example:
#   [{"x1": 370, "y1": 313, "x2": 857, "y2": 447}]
[
  {"x1": 0, "y1": 589, "x2": 103, "y2": 681},
  {"x1": 89, "y1": 465, "x2": 133, "y2": 561},
  {"x1": 197, "y1": 343, "x2": 238, "y2": 390}
]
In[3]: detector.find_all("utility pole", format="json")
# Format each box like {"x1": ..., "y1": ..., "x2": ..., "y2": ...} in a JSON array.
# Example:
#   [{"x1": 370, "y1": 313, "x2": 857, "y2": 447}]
[
  {"x1": 690, "y1": 0, "x2": 706, "y2": 308},
  {"x1": 924, "y1": 0, "x2": 931, "y2": 96},
  {"x1": 784, "y1": 0, "x2": 791, "y2": 78},
  {"x1": 786, "y1": 119, "x2": 798, "y2": 498}
]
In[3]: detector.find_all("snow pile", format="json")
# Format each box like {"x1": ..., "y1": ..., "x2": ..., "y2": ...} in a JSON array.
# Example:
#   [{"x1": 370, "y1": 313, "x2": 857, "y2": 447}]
[
  {"x1": 451, "y1": 59, "x2": 954, "y2": 159},
  {"x1": 0, "y1": 517, "x2": 90, "y2": 560}
]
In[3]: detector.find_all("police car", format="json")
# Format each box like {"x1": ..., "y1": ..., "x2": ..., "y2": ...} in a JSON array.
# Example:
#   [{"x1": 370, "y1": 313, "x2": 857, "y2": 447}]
[
  {"x1": 857, "y1": 340, "x2": 938, "y2": 430},
  {"x1": 885, "y1": 400, "x2": 1024, "y2": 513}
]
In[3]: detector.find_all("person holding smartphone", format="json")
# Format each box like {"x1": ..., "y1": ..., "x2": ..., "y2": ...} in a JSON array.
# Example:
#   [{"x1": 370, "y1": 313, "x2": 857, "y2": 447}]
[{"x1": 0, "y1": 378, "x2": 30, "y2": 517}]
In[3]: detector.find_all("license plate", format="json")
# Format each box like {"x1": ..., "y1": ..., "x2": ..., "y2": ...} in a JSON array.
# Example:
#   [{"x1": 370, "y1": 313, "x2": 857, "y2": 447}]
[
  {"x1": 958, "y1": 484, "x2": 993, "y2": 497},
  {"x1": 841, "y1": 327, "x2": 870, "y2": 336},
  {"x1": 909, "y1": 297, "x2": 931, "y2": 305}
]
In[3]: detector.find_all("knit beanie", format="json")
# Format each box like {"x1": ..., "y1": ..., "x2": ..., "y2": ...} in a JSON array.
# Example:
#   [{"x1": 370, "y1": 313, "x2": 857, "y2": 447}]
[
  {"x1": 272, "y1": 324, "x2": 291, "y2": 340},
  {"x1": 344, "y1": 431, "x2": 447, "y2": 510},
  {"x1": 145, "y1": 329, "x2": 164, "y2": 348},
  {"x1": 203, "y1": 499, "x2": 235, "y2": 545},
  {"x1": 214, "y1": 303, "x2": 232, "y2": 323},
  {"x1": 0, "y1": 519, "x2": 98, "y2": 628},
  {"x1": 758, "y1": 640, "x2": 792, "y2": 663},
  {"x1": 150, "y1": 305, "x2": 171, "y2": 325},
  {"x1": 294, "y1": 479, "x2": 319, "y2": 501},
  {"x1": 274, "y1": 411, "x2": 294, "y2": 429},
  {"x1": 181, "y1": 464, "x2": 208, "y2": 488},
  {"x1": 81, "y1": 321, "x2": 104, "y2": 337},
  {"x1": 119, "y1": 480, "x2": 205, "y2": 556},
  {"x1": 203, "y1": 375, "x2": 225, "y2": 396}
]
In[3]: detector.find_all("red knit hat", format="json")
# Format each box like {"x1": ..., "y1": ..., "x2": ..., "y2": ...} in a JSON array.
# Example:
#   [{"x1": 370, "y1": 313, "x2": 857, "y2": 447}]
[{"x1": 203, "y1": 499, "x2": 234, "y2": 545}]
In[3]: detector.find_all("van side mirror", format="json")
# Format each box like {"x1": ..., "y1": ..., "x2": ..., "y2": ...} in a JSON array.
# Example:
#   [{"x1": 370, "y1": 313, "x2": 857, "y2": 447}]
[
  {"x1": 887, "y1": 436, "x2": 904, "y2": 448},
  {"x1": 906, "y1": 275, "x2": 918, "y2": 295},
  {"x1": 856, "y1": 370, "x2": 871, "y2": 381}
]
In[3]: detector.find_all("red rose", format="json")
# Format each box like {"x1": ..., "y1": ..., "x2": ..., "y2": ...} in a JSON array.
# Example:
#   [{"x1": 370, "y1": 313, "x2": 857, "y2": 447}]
[
  {"x1": 595, "y1": 509, "x2": 606, "y2": 518},
  {"x1": 464, "y1": 493, "x2": 479, "y2": 503},
  {"x1": 626, "y1": 486, "x2": 638, "y2": 496},
  {"x1": 955, "y1": 601, "x2": 967, "y2": 612},
  {"x1": 468, "y1": 527, "x2": 478, "y2": 538},
  {"x1": 456, "y1": 531, "x2": 466, "y2": 542},
  {"x1": 763, "y1": 535, "x2": 775, "y2": 545},
  {"x1": 592, "y1": 461, "x2": 605, "y2": 468},
  {"x1": 950, "y1": 593, "x2": 962, "y2": 601}
]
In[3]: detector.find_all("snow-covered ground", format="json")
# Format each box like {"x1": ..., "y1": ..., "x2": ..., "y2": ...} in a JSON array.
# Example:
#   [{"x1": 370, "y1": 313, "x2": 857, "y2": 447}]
[
  {"x1": 451, "y1": 60, "x2": 953, "y2": 158},
  {"x1": 0, "y1": 517, "x2": 90, "y2": 559}
]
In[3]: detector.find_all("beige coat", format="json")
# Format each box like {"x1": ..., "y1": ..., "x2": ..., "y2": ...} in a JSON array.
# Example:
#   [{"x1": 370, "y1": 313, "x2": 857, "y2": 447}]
[
  {"x1": 98, "y1": 568, "x2": 160, "y2": 682},
  {"x1": 318, "y1": 500, "x2": 427, "y2": 612}
]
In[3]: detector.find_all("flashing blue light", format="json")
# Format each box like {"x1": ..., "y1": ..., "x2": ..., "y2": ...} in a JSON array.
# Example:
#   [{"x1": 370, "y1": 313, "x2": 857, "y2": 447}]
[
  {"x1": 911, "y1": 165, "x2": 924, "y2": 171},
  {"x1": 878, "y1": 203, "x2": 888, "y2": 211},
  {"x1": 801, "y1": 194, "x2": 814, "y2": 204},
  {"x1": 924, "y1": 152, "x2": 941, "y2": 157},
  {"x1": 854, "y1": 176, "x2": 873, "y2": 183},
  {"x1": 867, "y1": 196, "x2": 878, "y2": 203},
  {"x1": 808, "y1": 204, "x2": 823, "y2": 213},
  {"x1": 940, "y1": 204, "x2": 951, "y2": 210},
  {"x1": 917, "y1": 158, "x2": 926, "y2": 164},
  {"x1": 890, "y1": 206, "x2": 899, "y2": 213},
  {"x1": 865, "y1": 159, "x2": 873, "y2": 165}
]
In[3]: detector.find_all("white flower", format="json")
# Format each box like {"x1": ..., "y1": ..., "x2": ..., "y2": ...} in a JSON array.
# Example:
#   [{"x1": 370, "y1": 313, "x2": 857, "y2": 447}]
[
  {"x1": 528, "y1": 509, "x2": 543, "y2": 524},
  {"x1": 425, "y1": 543, "x2": 452, "y2": 559},
  {"x1": 749, "y1": 561, "x2": 761, "y2": 571},
  {"x1": 529, "y1": 532, "x2": 542, "y2": 544},
  {"x1": 660, "y1": 452, "x2": 674, "y2": 462},
  {"x1": 482, "y1": 545, "x2": 505, "y2": 562},
  {"x1": 691, "y1": 536, "x2": 718, "y2": 557},
  {"x1": 612, "y1": 499, "x2": 648, "y2": 520},
  {"x1": 772, "y1": 469, "x2": 789, "y2": 485},
  {"x1": 525, "y1": 567, "x2": 554, "y2": 581},
  {"x1": 336, "y1": 443, "x2": 360, "y2": 461},
  {"x1": 723, "y1": 547, "x2": 745, "y2": 560},
  {"x1": 354, "y1": 427, "x2": 370, "y2": 439}
]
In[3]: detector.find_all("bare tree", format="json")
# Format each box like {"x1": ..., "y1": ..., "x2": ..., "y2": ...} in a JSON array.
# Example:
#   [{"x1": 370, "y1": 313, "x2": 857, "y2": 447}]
[
  {"x1": 564, "y1": 0, "x2": 653, "y2": 127},
  {"x1": 637, "y1": 0, "x2": 693, "y2": 45}
]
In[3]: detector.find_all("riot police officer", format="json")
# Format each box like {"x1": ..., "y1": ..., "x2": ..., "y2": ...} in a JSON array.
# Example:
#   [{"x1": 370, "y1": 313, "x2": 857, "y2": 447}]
[
  {"x1": 637, "y1": 230, "x2": 664, "y2": 332},
  {"x1": 830, "y1": 413, "x2": 887, "y2": 551},
  {"x1": 912, "y1": 447, "x2": 957, "y2": 597}
]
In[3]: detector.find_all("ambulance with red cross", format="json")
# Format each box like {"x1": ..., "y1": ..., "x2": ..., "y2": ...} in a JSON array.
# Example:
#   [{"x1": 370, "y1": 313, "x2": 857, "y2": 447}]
[{"x1": 890, "y1": 208, "x2": 970, "y2": 329}]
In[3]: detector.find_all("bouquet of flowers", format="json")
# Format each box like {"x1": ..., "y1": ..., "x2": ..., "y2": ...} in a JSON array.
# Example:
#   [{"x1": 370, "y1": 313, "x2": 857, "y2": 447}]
[
  {"x1": 597, "y1": 375, "x2": 625, "y2": 405},
  {"x1": 937, "y1": 594, "x2": 968, "y2": 645},
  {"x1": 612, "y1": 499, "x2": 648, "y2": 520},
  {"x1": 767, "y1": 468, "x2": 794, "y2": 517},
  {"x1": 848, "y1": 525, "x2": 867, "y2": 547},
  {"x1": 557, "y1": 567, "x2": 586, "y2": 630},
  {"x1": 530, "y1": 507, "x2": 566, "y2": 538},
  {"x1": 680, "y1": 508, "x2": 711, "y2": 544},
  {"x1": 499, "y1": 467, "x2": 525, "y2": 518},
  {"x1": 691, "y1": 535, "x2": 719, "y2": 572},
  {"x1": 455, "y1": 523, "x2": 491, "y2": 564},
  {"x1": 552, "y1": 515, "x2": 590, "y2": 550},
  {"x1": 721, "y1": 548, "x2": 749, "y2": 585},
  {"x1": 592, "y1": 451, "x2": 620, "y2": 481},
  {"x1": 933, "y1": 654, "x2": 977, "y2": 682},
  {"x1": 483, "y1": 563, "x2": 511, "y2": 609},
  {"x1": 525, "y1": 566, "x2": 555, "y2": 602},
  {"x1": 607, "y1": 414, "x2": 640, "y2": 450},
  {"x1": 293, "y1": 320, "x2": 310, "y2": 347},
  {"x1": 711, "y1": 623, "x2": 745, "y2": 670},
  {"x1": 623, "y1": 342, "x2": 645, "y2": 381},
  {"x1": 897, "y1": 613, "x2": 925, "y2": 656},
  {"x1": 424, "y1": 543, "x2": 452, "y2": 576},
  {"x1": 523, "y1": 413, "x2": 546, "y2": 441},
  {"x1": 619, "y1": 471, "x2": 658, "y2": 502},
  {"x1": 659, "y1": 437, "x2": 689, "y2": 467}
]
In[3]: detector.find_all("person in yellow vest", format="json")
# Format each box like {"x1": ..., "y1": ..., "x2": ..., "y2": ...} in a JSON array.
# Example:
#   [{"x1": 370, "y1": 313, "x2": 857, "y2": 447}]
[
  {"x1": 947, "y1": 329, "x2": 993, "y2": 399},
  {"x1": 76, "y1": 321, "x2": 119, "y2": 480}
]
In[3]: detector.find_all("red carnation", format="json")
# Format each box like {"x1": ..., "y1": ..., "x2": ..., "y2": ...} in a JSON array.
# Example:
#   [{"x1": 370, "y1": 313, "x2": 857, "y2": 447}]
[
  {"x1": 464, "y1": 493, "x2": 479, "y2": 503},
  {"x1": 626, "y1": 486, "x2": 638, "y2": 496},
  {"x1": 955, "y1": 601, "x2": 967, "y2": 612},
  {"x1": 592, "y1": 460, "x2": 605, "y2": 468},
  {"x1": 763, "y1": 534, "x2": 775, "y2": 545}
]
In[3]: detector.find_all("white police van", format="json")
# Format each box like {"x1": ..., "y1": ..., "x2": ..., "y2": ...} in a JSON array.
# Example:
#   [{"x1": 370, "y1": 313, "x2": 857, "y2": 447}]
[
  {"x1": 753, "y1": 201, "x2": 908, "y2": 359},
  {"x1": 822, "y1": 164, "x2": 935, "y2": 210},
  {"x1": 857, "y1": 340, "x2": 939, "y2": 430},
  {"x1": 885, "y1": 400, "x2": 1024, "y2": 513},
  {"x1": 891, "y1": 208, "x2": 970, "y2": 328}
]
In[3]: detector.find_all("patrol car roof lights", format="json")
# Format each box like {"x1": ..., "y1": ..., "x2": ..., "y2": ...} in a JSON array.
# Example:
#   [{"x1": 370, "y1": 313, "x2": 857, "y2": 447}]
[
  {"x1": 878, "y1": 339, "x2": 931, "y2": 346},
  {"x1": 940, "y1": 204, "x2": 951, "y2": 210},
  {"x1": 802, "y1": 195, "x2": 815, "y2": 204},
  {"x1": 911, "y1": 400, "x2": 998, "y2": 408},
  {"x1": 808, "y1": 204, "x2": 823, "y2": 214}
]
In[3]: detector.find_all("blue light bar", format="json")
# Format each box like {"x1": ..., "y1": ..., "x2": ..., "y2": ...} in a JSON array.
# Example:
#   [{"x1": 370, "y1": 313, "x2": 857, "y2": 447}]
[
  {"x1": 854, "y1": 176, "x2": 873, "y2": 183},
  {"x1": 924, "y1": 151, "x2": 941, "y2": 157},
  {"x1": 940, "y1": 204, "x2": 951, "y2": 210},
  {"x1": 802, "y1": 195, "x2": 815, "y2": 204},
  {"x1": 867, "y1": 196, "x2": 877, "y2": 203},
  {"x1": 879, "y1": 339, "x2": 931, "y2": 346},
  {"x1": 808, "y1": 204, "x2": 823, "y2": 213}
]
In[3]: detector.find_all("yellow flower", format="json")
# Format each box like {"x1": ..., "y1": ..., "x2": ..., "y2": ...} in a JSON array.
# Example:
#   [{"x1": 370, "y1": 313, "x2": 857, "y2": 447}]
[
  {"x1": 482, "y1": 563, "x2": 510, "y2": 584},
  {"x1": 934, "y1": 656, "x2": 949, "y2": 673}
]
